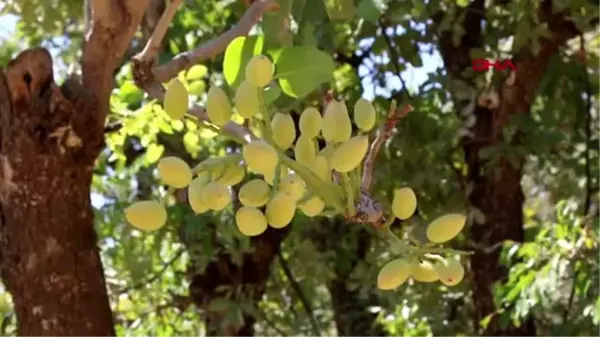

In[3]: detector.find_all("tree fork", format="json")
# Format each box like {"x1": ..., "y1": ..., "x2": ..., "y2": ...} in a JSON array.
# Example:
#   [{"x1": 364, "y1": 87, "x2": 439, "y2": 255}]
[{"x1": 0, "y1": 49, "x2": 115, "y2": 335}]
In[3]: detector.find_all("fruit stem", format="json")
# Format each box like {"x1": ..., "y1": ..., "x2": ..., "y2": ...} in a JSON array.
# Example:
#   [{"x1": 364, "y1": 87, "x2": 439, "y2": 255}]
[
  {"x1": 269, "y1": 161, "x2": 282, "y2": 200},
  {"x1": 257, "y1": 88, "x2": 273, "y2": 142},
  {"x1": 383, "y1": 228, "x2": 472, "y2": 256},
  {"x1": 192, "y1": 154, "x2": 243, "y2": 174},
  {"x1": 340, "y1": 173, "x2": 356, "y2": 217},
  {"x1": 186, "y1": 116, "x2": 247, "y2": 145}
]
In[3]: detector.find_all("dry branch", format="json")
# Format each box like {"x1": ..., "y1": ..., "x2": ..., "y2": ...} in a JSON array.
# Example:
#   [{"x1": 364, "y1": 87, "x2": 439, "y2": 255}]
[{"x1": 361, "y1": 102, "x2": 413, "y2": 191}]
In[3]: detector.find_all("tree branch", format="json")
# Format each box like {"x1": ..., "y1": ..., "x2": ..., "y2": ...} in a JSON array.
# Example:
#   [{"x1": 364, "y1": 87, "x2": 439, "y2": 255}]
[
  {"x1": 277, "y1": 250, "x2": 322, "y2": 336},
  {"x1": 117, "y1": 249, "x2": 185, "y2": 294},
  {"x1": 131, "y1": 0, "x2": 279, "y2": 144},
  {"x1": 136, "y1": 0, "x2": 183, "y2": 65},
  {"x1": 378, "y1": 18, "x2": 412, "y2": 100},
  {"x1": 152, "y1": 0, "x2": 279, "y2": 83},
  {"x1": 361, "y1": 102, "x2": 413, "y2": 192},
  {"x1": 82, "y1": 0, "x2": 150, "y2": 126}
]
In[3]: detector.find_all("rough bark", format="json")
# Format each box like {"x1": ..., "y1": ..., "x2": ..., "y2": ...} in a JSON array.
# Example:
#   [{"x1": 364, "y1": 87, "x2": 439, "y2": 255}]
[
  {"x1": 435, "y1": 1, "x2": 592, "y2": 335},
  {"x1": 0, "y1": 1, "x2": 149, "y2": 334},
  {"x1": 0, "y1": 49, "x2": 114, "y2": 336}
]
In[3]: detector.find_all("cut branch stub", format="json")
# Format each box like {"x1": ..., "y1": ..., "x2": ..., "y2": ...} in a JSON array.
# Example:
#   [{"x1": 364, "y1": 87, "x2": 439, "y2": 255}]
[{"x1": 345, "y1": 188, "x2": 386, "y2": 228}]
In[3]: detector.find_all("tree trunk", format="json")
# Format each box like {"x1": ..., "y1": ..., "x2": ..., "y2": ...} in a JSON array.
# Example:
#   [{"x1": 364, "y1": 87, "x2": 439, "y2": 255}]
[
  {"x1": 434, "y1": 1, "x2": 590, "y2": 335},
  {"x1": 0, "y1": 49, "x2": 115, "y2": 335}
]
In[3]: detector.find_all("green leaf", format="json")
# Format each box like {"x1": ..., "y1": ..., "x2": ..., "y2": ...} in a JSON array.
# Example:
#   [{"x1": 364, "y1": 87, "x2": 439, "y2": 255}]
[
  {"x1": 324, "y1": 0, "x2": 355, "y2": 20},
  {"x1": 456, "y1": 0, "x2": 469, "y2": 7},
  {"x1": 145, "y1": 143, "x2": 164, "y2": 164},
  {"x1": 223, "y1": 36, "x2": 264, "y2": 88},
  {"x1": 263, "y1": 84, "x2": 282, "y2": 104},
  {"x1": 276, "y1": 46, "x2": 335, "y2": 98},
  {"x1": 356, "y1": 0, "x2": 381, "y2": 23}
]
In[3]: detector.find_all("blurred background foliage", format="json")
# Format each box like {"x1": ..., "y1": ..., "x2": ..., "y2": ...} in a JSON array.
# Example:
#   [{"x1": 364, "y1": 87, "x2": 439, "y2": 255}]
[{"x1": 0, "y1": 0, "x2": 598, "y2": 336}]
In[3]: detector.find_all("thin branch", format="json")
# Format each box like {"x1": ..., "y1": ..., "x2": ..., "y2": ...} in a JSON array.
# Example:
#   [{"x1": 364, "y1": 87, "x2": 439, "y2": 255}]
[
  {"x1": 117, "y1": 249, "x2": 185, "y2": 293},
  {"x1": 361, "y1": 102, "x2": 413, "y2": 191},
  {"x1": 254, "y1": 309, "x2": 289, "y2": 336},
  {"x1": 131, "y1": 0, "x2": 276, "y2": 144},
  {"x1": 564, "y1": 34, "x2": 594, "y2": 324},
  {"x1": 136, "y1": 0, "x2": 183, "y2": 64},
  {"x1": 151, "y1": 0, "x2": 280, "y2": 83},
  {"x1": 277, "y1": 250, "x2": 322, "y2": 336},
  {"x1": 378, "y1": 18, "x2": 412, "y2": 100}
]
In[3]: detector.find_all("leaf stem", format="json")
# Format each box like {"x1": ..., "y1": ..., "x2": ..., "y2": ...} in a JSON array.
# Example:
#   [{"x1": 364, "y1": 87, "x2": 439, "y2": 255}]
[
  {"x1": 192, "y1": 153, "x2": 243, "y2": 174},
  {"x1": 340, "y1": 173, "x2": 356, "y2": 216}
]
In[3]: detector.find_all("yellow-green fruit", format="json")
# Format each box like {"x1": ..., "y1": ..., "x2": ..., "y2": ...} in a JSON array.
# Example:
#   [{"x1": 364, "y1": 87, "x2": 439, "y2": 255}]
[
  {"x1": 330, "y1": 136, "x2": 369, "y2": 173},
  {"x1": 188, "y1": 175, "x2": 210, "y2": 214},
  {"x1": 310, "y1": 156, "x2": 331, "y2": 182},
  {"x1": 376, "y1": 258, "x2": 412, "y2": 290},
  {"x1": 243, "y1": 140, "x2": 278, "y2": 174},
  {"x1": 299, "y1": 107, "x2": 322, "y2": 137},
  {"x1": 200, "y1": 181, "x2": 231, "y2": 211},
  {"x1": 271, "y1": 113, "x2": 296, "y2": 150},
  {"x1": 353, "y1": 98, "x2": 376, "y2": 131},
  {"x1": 163, "y1": 79, "x2": 189, "y2": 120},
  {"x1": 157, "y1": 156, "x2": 193, "y2": 188},
  {"x1": 294, "y1": 134, "x2": 317, "y2": 166},
  {"x1": 434, "y1": 258, "x2": 465, "y2": 286},
  {"x1": 215, "y1": 164, "x2": 245, "y2": 186},
  {"x1": 411, "y1": 260, "x2": 439, "y2": 283},
  {"x1": 322, "y1": 100, "x2": 352, "y2": 143},
  {"x1": 125, "y1": 200, "x2": 167, "y2": 232},
  {"x1": 299, "y1": 196, "x2": 324, "y2": 217},
  {"x1": 206, "y1": 86, "x2": 232, "y2": 126},
  {"x1": 234, "y1": 80, "x2": 260, "y2": 119},
  {"x1": 265, "y1": 192, "x2": 297, "y2": 228},
  {"x1": 426, "y1": 213, "x2": 467, "y2": 243},
  {"x1": 319, "y1": 144, "x2": 336, "y2": 160},
  {"x1": 236, "y1": 207, "x2": 268, "y2": 237},
  {"x1": 245, "y1": 55, "x2": 274, "y2": 88},
  {"x1": 279, "y1": 174, "x2": 305, "y2": 201},
  {"x1": 238, "y1": 179, "x2": 271, "y2": 207},
  {"x1": 392, "y1": 187, "x2": 417, "y2": 220}
]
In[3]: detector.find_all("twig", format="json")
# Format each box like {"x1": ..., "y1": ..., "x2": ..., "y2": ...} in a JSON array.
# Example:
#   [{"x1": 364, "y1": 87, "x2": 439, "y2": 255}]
[
  {"x1": 378, "y1": 18, "x2": 412, "y2": 100},
  {"x1": 136, "y1": 0, "x2": 184, "y2": 64},
  {"x1": 361, "y1": 102, "x2": 413, "y2": 191},
  {"x1": 276, "y1": 250, "x2": 322, "y2": 336},
  {"x1": 254, "y1": 309, "x2": 289, "y2": 336},
  {"x1": 151, "y1": 0, "x2": 280, "y2": 83},
  {"x1": 444, "y1": 156, "x2": 467, "y2": 191},
  {"x1": 563, "y1": 34, "x2": 594, "y2": 324},
  {"x1": 117, "y1": 249, "x2": 185, "y2": 293}
]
